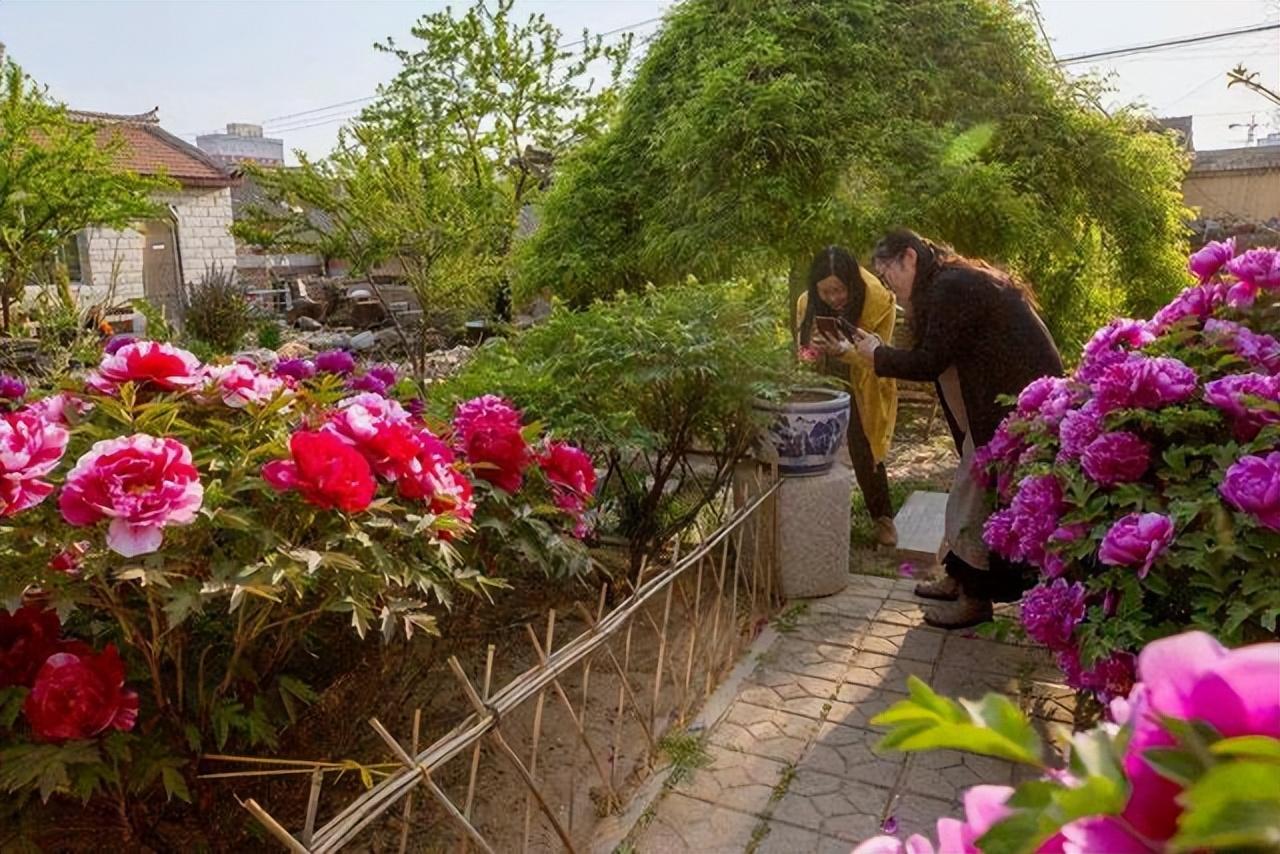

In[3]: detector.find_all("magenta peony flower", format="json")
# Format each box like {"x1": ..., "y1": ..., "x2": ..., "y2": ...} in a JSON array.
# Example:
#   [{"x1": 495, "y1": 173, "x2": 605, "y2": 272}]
[
  {"x1": 1220, "y1": 451, "x2": 1280, "y2": 530},
  {"x1": 1187, "y1": 237, "x2": 1235, "y2": 282},
  {"x1": 1075, "y1": 319, "x2": 1154, "y2": 384},
  {"x1": 1098, "y1": 512, "x2": 1174, "y2": 578},
  {"x1": 1148, "y1": 282, "x2": 1228, "y2": 334},
  {"x1": 1226, "y1": 278, "x2": 1259, "y2": 309},
  {"x1": 982, "y1": 508, "x2": 1018, "y2": 557},
  {"x1": 59, "y1": 434, "x2": 204, "y2": 557},
  {"x1": 1, "y1": 409, "x2": 70, "y2": 518},
  {"x1": 102, "y1": 334, "x2": 137, "y2": 356},
  {"x1": 453, "y1": 395, "x2": 532, "y2": 493},
  {"x1": 1204, "y1": 373, "x2": 1280, "y2": 440},
  {"x1": 202, "y1": 363, "x2": 287, "y2": 408},
  {"x1": 396, "y1": 430, "x2": 476, "y2": 537},
  {"x1": 1204, "y1": 318, "x2": 1280, "y2": 374},
  {"x1": 314, "y1": 349, "x2": 356, "y2": 376},
  {"x1": 1057, "y1": 646, "x2": 1136, "y2": 700},
  {"x1": 346, "y1": 372, "x2": 389, "y2": 397},
  {"x1": 0, "y1": 374, "x2": 26, "y2": 401},
  {"x1": 1020, "y1": 579, "x2": 1086, "y2": 651},
  {"x1": 1004, "y1": 474, "x2": 1065, "y2": 569},
  {"x1": 1081, "y1": 431, "x2": 1151, "y2": 486},
  {"x1": 325, "y1": 396, "x2": 422, "y2": 483},
  {"x1": 86, "y1": 340, "x2": 203, "y2": 395},
  {"x1": 1056, "y1": 400, "x2": 1104, "y2": 462},
  {"x1": 1016, "y1": 376, "x2": 1079, "y2": 427},
  {"x1": 274, "y1": 358, "x2": 316, "y2": 382},
  {"x1": 851, "y1": 785, "x2": 1058, "y2": 854},
  {"x1": 1225, "y1": 246, "x2": 1280, "y2": 289},
  {"x1": 1093, "y1": 356, "x2": 1197, "y2": 413},
  {"x1": 368, "y1": 364, "x2": 399, "y2": 389}
]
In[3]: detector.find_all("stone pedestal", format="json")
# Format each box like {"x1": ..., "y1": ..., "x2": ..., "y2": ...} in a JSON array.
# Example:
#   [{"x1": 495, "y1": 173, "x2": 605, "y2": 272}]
[{"x1": 777, "y1": 466, "x2": 852, "y2": 599}]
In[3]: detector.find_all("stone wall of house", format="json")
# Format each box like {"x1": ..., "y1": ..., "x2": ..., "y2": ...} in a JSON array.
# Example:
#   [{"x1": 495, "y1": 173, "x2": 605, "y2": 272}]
[{"x1": 163, "y1": 186, "x2": 238, "y2": 283}]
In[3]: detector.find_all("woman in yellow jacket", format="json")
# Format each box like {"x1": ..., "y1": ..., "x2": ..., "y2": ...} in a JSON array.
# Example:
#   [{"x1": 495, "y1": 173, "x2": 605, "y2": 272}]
[{"x1": 797, "y1": 246, "x2": 899, "y2": 546}]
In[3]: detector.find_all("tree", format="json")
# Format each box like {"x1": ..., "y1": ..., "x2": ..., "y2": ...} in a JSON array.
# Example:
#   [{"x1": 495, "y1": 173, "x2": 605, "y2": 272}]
[
  {"x1": 0, "y1": 60, "x2": 165, "y2": 333},
  {"x1": 517, "y1": 0, "x2": 1192, "y2": 353}
]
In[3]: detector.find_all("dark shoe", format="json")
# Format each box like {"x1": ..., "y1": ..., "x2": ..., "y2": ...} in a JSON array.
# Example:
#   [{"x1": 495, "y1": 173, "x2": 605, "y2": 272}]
[
  {"x1": 874, "y1": 516, "x2": 899, "y2": 548},
  {"x1": 923, "y1": 594, "x2": 993, "y2": 630},
  {"x1": 914, "y1": 574, "x2": 960, "y2": 601}
]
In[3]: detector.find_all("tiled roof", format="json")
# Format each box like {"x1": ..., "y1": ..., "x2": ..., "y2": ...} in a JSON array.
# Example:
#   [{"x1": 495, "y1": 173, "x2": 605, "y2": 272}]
[
  {"x1": 69, "y1": 108, "x2": 235, "y2": 188},
  {"x1": 1191, "y1": 145, "x2": 1280, "y2": 174}
]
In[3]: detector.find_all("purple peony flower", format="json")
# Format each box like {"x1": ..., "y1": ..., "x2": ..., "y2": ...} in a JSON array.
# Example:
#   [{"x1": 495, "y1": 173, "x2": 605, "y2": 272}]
[
  {"x1": 405, "y1": 397, "x2": 427, "y2": 418},
  {"x1": 368, "y1": 364, "x2": 399, "y2": 389},
  {"x1": 1057, "y1": 400, "x2": 1104, "y2": 462},
  {"x1": 0, "y1": 374, "x2": 26, "y2": 400},
  {"x1": 314, "y1": 349, "x2": 356, "y2": 376},
  {"x1": 346, "y1": 373, "x2": 389, "y2": 397},
  {"x1": 1220, "y1": 451, "x2": 1280, "y2": 530},
  {"x1": 1226, "y1": 279, "x2": 1259, "y2": 309},
  {"x1": 1075, "y1": 319, "x2": 1155, "y2": 384},
  {"x1": 1017, "y1": 376, "x2": 1078, "y2": 427},
  {"x1": 1225, "y1": 247, "x2": 1280, "y2": 289},
  {"x1": 1205, "y1": 319, "x2": 1280, "y2": 374},
  {"x1": 1149, "y1": 283, "x2": 1228, "y2": 334},
  {"x1": 1081, "y1": 431, "x2": 1151, "y2": 486},
  {"x1": 102, "y1": 334, "x2": 138, "y2": 356},
  {"x1": 982, "y1": 508, "x2": 1018, "y2": 557},
  {"x1": 274, "y1": 358, "x2": 316, "y2": 382},
  {"x1": 1094, "y1": 356, "x2": 1197, "y2": 414},
  {"x1": 1204, "y1": 374, "x2": 1280, "y2": 440},
  {"x1": 972, "y1": 416, "x2": 1025, "y2": 488},
  {"x1": 1057, "y1": 647, "x2": 1136, "y2": 701},
  {"x1": 1020, "y1": 579, "x2": 1087, "y2": 651},
  {"x1": 1002, "y1": 474, "x2": 1066, "y2": 569},
  {"x1": 1099, "y1": 512, "x2": 1175, "y2": 578},
  {"x1": 1187, "y1": 238, "x2": 1235, "y2": 282}
]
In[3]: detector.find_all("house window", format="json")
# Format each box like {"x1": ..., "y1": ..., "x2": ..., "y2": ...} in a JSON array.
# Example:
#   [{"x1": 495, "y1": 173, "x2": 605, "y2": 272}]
[{"x1": 55, "y1": 234, "x2": 84, "y2": 283}]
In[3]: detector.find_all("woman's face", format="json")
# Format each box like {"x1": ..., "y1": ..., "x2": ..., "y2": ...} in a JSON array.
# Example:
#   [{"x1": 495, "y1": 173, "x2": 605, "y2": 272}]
[
  {"x1": 816, "y1": 275, "x2": 850, "y2": 312},
  {"x1": 875, "y1": 248, "x2": 917, "y2": 305}
]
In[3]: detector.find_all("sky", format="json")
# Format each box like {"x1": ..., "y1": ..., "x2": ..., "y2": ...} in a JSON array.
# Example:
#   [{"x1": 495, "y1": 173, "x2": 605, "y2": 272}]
[{"x1": 0, "y1": 0, "x2": 1277, "y2": 164}]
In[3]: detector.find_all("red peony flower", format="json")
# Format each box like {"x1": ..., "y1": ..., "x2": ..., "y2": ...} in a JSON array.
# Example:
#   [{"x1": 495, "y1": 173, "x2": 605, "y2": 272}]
[
  {"x1": 0, "y1": 605, "x2": 61, "y2": 688},
  {"x1": 539, "y1": 441, "x2": 597, "y2": 513},
  {"x1": 48, "y1": 541, "x2": 92, "y2": 575},
  {"x1": 262, "y1": 430, "x2": 376, "y2": 513},
  {"x1": 24, "y1": 644, "x2": 138, "y2": 742},
  {"x1": 452, "y1": 395, "x2": 531, "y2": 493},
  {"x1": 397, "y1": 430, "x2": 475, "y2": 537}
]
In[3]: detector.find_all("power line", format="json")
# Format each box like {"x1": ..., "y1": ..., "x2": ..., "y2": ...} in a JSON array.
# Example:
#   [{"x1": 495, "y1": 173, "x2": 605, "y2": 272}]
[{"x1": 1057, "y1": 22, "x2": 1280, "y2": 65}]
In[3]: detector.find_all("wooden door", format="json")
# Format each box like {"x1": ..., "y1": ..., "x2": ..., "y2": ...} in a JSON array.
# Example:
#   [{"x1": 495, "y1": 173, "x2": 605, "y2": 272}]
[{"x1": 142, "y1": 219, "x2": 183, "y2": 325}]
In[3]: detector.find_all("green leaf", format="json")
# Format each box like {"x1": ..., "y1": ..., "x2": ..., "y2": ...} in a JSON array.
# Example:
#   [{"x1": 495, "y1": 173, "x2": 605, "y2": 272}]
[
  {"x1": 161, "y1": 766, "x2": 192, "y2": 804},
  {"x1": 1171, "y1": 761, "x2": 1280, "y2": 852},
  {"x1": 1211, "y1": 735, "x2": 1280, "y2": 763},
  {"x1": 0, "y1": 686, "x2": 27, "y2": 728}
]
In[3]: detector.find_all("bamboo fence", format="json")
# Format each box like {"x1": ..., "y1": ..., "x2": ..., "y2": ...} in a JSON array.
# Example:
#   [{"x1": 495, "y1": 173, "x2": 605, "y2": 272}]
[{"x1": 209, "y1": 466, "x2": 782, "y2": 852}]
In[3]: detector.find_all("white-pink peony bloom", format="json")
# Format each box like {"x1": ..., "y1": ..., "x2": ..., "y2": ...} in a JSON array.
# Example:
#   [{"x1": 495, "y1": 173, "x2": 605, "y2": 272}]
[
  {"x1": 201, "y1": 363, "x2": 287, "y2": 408},
  {"x1": 87, "y1": 341, "x2": 203, "y2": 395},
  {"x1": 0, "y1": 410, "x2": 70, "y2": 517}
]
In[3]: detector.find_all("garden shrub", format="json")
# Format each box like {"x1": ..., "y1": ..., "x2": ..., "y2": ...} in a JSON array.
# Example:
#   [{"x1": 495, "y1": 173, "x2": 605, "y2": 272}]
[
  {"x1": 182, "y1": 265, "x2": 254, "y2": 354},
  {"x1": 0, "y1": 341, "x2": 592, "y2": 831},
  {"x1": 976, "y1": 242, "x2": 1280, "y2": 698},
  {"x1": 434, "y1": 278, "x2": 802, "y2": 571}
]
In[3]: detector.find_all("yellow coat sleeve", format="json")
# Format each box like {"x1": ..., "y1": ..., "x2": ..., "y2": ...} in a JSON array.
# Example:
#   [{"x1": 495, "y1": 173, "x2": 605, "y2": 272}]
[{"x1": 793, "y1": 274, "x2": 899, "y2": 464}]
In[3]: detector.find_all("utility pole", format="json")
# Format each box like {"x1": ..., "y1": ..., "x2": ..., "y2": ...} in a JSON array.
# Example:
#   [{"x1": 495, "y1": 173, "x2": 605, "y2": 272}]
[{"x1": 1229, "y1": 114, "x2": 1260, "y2": 145}]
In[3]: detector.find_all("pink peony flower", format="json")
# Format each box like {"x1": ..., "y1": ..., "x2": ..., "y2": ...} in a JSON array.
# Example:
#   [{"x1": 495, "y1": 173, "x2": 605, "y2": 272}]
[
  {"x1": 325, "y1": 395, "x2": 421, "y2": 483},
  {"x1": 1220, "y1": 451, "x2": 1280, "y2": 530},
  {"x1": 1093, "y1": 356, "x2": 1197, "y2": 414},
  {"x1": 1203, "y1": 374, "x2": 1280, "y2": 440},
  {"x1": 1204, "y1": 318, "x2": 1280, "y2": 374},
  {"x1": 1098, "y1": 512, "x2": 1174, "y2": 578},
  {"x1": 1225, "y1": 246, "x2": 1280, "y2": 289},
  {"x1": 852, "y1": 785, "x2": 1062, "y2": 854},
  {"x1": 1075, "y1": 319, "x2": 1155, "y2": 384},
  {"x1": 1187, "y1": 237, "x2": 1235, "y2": 282},
  {"x1": 1056, "y1": 400, "x2": 1104, "y2": 462},
  {"x1": 1004, "y1": 474, "x2": 1065, "y2": 569},
  {"x1": 86, "y1": 340, "x2": 203, "y2": 395},
  {"x1": 453, "y1": 395, "x2": 532, "y2": 493},
  {"x1": 202, "y1": 363, "x2": 287, "y2": 408},
  {"x1": 1148, "y1": 282, "x2": 1228, "y2": 334},
  {"x1": 59, "y1": 434, "x2": 204, "y2": 557},
  {"x1": 1020, "y1": 579, "x2": 1086, "y2": 651},
  {"x1": 1, "y1": 409, "x2": 70, "y2": 517},
  {"x1": 396, "y1": 430, "x2": 476, "y2": 535},
  {"x1": 314, "y1": 349, "x2": 355, "y2": 376},
  {"x1": 798, "y1": 345, "x2": 820, "y2": 364},
  {"x1": 1080, "y1": 431, "x2": 1151, "y2": 486},
  {"x1": 539, "y1": 441, "x2": 597, "y2": 537},
  {"x1": 22, "y1": 392, "x2": 92, "y2": 426}
]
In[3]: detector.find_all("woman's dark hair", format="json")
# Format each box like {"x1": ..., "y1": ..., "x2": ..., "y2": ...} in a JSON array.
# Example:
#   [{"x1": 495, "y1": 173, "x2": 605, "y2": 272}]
[
  {"x1": 798, "y1": 245, "x2": 867, "y2": 346},
  {"x1": 871, "y1": 228, "x2": 1039, "y2": 335}
]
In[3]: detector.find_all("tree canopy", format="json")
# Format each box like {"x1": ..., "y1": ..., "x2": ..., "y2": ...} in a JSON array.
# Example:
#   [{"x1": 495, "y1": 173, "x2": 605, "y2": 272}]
[{"x1": 516, "y1": 0, "x2": 1192, "y2": 352}]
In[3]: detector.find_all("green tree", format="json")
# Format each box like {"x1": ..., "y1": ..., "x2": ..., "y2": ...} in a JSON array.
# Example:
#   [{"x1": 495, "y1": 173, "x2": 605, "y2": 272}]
[
  {"x1": 517, "y1": 0, "x2": 1192, "y2": 353},
  {"x1": 0, "y1": 60, "x2": 165, "y2": 333}
]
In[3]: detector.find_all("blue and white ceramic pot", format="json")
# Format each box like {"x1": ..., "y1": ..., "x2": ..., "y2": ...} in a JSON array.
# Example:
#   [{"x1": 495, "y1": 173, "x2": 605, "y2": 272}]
[{"x1": 754, "y1": 387, "x2": 851, "y2": 476}]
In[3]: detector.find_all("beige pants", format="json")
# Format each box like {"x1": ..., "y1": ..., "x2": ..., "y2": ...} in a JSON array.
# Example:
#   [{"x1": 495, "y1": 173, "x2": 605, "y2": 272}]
[{"x1": 937, "y1": 368, "x2": 990, "y2": 569}]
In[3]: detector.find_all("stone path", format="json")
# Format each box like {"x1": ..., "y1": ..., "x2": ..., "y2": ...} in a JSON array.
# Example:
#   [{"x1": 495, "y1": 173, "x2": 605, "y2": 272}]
[{"x1": 630, "y1": 574, "x2": 1072, "y2": 853}]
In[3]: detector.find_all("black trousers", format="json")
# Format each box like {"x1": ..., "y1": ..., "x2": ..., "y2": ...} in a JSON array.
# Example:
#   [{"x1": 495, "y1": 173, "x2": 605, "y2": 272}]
[
  {"x1": 943, "y1": 551, "x2": 1034, "y2": 602},
  {"x1": 848, "y1": 393, "x2": 893, "y2": 520}
]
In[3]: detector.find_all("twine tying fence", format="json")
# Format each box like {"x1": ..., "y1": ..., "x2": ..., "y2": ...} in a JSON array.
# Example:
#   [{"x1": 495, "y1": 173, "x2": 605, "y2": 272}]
[{"x1": 207, "y1": 465, "x2": 781, "y2": 852}]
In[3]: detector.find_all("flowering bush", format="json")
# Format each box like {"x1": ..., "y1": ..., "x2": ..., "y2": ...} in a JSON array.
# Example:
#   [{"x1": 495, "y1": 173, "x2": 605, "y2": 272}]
[
  {"x1": 855, "y1": 630, "x2": 1280, "y2": 854},
  {"x1": 975, "y1": 242, "x2": 1280, "y2": 696},
  {"x1": 0, "y1": 342, "x2": 593, "y2": 821}
]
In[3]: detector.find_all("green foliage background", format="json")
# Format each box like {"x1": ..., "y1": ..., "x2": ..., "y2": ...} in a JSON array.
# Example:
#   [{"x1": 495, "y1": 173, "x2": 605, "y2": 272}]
[{"x1": 517, "y1": 0, "x2": 1192, "y2": 353}]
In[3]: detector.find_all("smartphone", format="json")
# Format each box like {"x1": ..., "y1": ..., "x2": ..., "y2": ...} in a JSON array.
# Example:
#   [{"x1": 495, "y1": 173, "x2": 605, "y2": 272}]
[{"x1": 815, "y1": 316, "x2": 854, "y2": 341}]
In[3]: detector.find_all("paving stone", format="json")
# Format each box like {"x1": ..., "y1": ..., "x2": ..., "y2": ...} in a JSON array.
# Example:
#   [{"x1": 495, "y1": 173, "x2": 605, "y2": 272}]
[
  {"x1": 754, "y1": 822, "x2": 853, "y2": 854},
  {"x1": 873, "y1": 600, "x2": 931, "y2": 628},
  {"x1": 901, "y1": 749, "x2": 1017, "y2": 803},
  {"x1": 935, "y1": 635, "x2": 1060, "y2": 682},
  {"x1": 886, "y1": 792, "x2": 959, "y2": 839},
  {"x1": 858, "y1": 621, "x2": 945, "y2": 663},
  {"x1": 634, "y1": 792, "x2": 761, "y2": 853},
  {"x1": 843, "y1": 574, "x2": 897, "y2": 595},
  {"x1": 929, "y1": 669, "x2": 1076, "y2": 724},
  {"x1": 709, "y1": 700, "x2": 822, "y2": 765},
  {"x1": 675, "y1": 743, "x2": 789, "y2": 816},
  {"x1": 759, "y1": 636, "x2": 856, "y2": 683},
  {"x1": 785, "y1": 610, "x2": 873, "y2": 648},
  {"x1": 738, "y1": 666, "x2": 842, "y2": 722},
  {"x1": 841, "y1": 650, "x2": 936, "y2": 694},
  {"x1": 770, "y1": 771, "x2": 891, "y2": 842},
  {"x1": 824, "y1": 684, "x2": 908, "y2": 732},
  {"x1": 797, "y1": 720, "x2": 907, "y2": 785},
  {"x1": 808, "y1": 590, "x2": 887, "y2": 619}
]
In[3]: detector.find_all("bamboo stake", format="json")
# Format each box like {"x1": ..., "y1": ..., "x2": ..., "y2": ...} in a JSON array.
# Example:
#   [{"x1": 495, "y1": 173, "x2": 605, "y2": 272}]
[
  {"x1": 650, "y1": 582, "x2": 675, "y2": 737},
  {"x1": 705, "y1": 535, "x2": 730, "y2": 700},
  {"x1": 522, "y1": 611, "x2": 556, "y2": 854},
  {"x1": 369, "y1": 718, "x2": 495, "y2": 854},
  {"x1": 573, "y1": 602, "x2": 655, "y2": 751},
  {"x1": 302, "y1": 768, "x2": 324, "y2": 847},
  {"x1": 524, "y1": 624, "x2": 618, "y2": 811},
  {"x1": 397, "y1": 709, "x2": 421, "y2": 854},
  {"x1": 462, "y1": 645, "x2": 495, "y2": 830},
  {"x1": 682, "y1": 555, "x2": 705, "y2": 708},
  {"x1": 726, "y1": 525, "x2": 743, "y2": 669},
  {"x1": 446, "y1": 657, "x2": 577, "y2": 854},
  {"x1": 242, "y1": 798, "x2": 309, "y2": 854}
]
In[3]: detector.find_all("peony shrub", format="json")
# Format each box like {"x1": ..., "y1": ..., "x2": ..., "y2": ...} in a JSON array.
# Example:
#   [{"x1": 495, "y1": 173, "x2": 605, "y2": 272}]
[
  {"x1": 974, "y1": 243, "x2": 1280, "y2": 697},
  {"x1": 855, "y1": 630, "x2": 1280, "y2": 854},
  {"x1": 0, "y1": 342, "x2": 595, "y2": 817}
]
